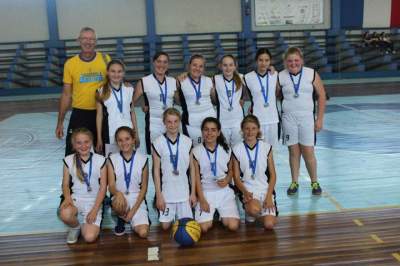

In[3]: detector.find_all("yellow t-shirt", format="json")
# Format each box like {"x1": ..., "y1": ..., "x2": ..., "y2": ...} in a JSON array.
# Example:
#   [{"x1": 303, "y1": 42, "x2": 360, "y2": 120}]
[{"x1": 63, "y1": 52, "x2": 111, "y2": 110}]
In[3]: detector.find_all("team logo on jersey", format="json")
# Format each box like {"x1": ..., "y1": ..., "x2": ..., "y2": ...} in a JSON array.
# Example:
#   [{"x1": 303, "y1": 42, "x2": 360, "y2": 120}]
[{"x1": 80, "y1": 72, "x2": 103, "y2": 83}]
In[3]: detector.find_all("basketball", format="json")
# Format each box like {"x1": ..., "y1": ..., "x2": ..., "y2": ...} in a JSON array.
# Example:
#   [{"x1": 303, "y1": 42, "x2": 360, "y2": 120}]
[{"x1": 172, "y1": 218, "x2": 201, "y2": 247}]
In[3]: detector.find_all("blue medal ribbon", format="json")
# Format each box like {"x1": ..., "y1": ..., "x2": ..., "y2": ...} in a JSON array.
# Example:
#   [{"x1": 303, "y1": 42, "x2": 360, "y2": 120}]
[
  {"x1": 155, "y1": 75, "x2": 168, "y2": 108},
  {"x1": 166, "y1": 134, "x2": 180, "y2": 174},
  {"x1": 224, "y1": 78, "x2": 235, "y2": 111},
  {"x1": 122, "y1": 151, "x2": 136, "y2": 194},
  {"x1": 205, "y1": 144, "x2": 218, "y2": 177},
  {"x1": 289, "y1": 68, "x2": 303, "y2": 97},
  {"x1": 244, "y1": 141, "x2": 259, "y2": 178},
  {"x1": 256, "y1": 72, "x2": 269, "y2": 106},
  {"x1": 77, "y1": 153, "x2": 93, "y2": 191},
  {"x1": 189, "y1": 75, "x2": 202, "y2": 104},
  {"x1": 111, "y1": 83, "x2": 123, "y2": 113}
]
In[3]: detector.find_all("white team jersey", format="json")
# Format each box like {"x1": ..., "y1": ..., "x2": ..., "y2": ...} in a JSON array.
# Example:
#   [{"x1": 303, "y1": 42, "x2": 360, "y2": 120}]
[
  {"x1": 63, "y1": 153, "x2": 106, "y2": 199},
  {"x1": 152, "y1": 133, "x2": 193, "y2": 203},
  {"x1": 108, "y1": 151, "x2": 148, "y2": 194},
  {"x1": 278, "y1": 67, "x2": 315, "y2": 114},
  {"x1": 99, "y1": 84, "x2": 134, "y2": 144},
  {"x1": 244, "y1": 71, "x2": 279, "y2": 124},
  {"x1": 192, "y1": 144, "x2": 231, "y2": 192},
  {"x1": 179, "y1": 75, "x2": 216, "y2": 126},
  {"x1": 142, "y1": 74, "x2": 177, "y2": 129},
  {"x1": 214, "y1": 74, "x2": 244, "y2": 127},
  {"x1": 232, "y1": 141, "x2": 272, "y2": 194}
]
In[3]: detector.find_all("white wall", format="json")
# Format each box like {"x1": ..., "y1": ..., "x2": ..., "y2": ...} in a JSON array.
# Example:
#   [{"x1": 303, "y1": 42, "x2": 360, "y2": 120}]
[
  {"x1": 56, "y1": 0, "x2": 147, "y2": 39},
  {"x1": 363, "y1": 0, "x2": 391, "y2": 28},
  {"x1": 0, "y1": 0, "x2": 49, "y2": 42},
  {"x1": 154, "y1": 0, "x2": 242, "y2": 34}
]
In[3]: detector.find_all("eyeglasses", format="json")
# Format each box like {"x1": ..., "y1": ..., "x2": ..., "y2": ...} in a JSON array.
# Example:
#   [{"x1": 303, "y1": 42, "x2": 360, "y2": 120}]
[{"x1": 79, "y1": 37, "x2": 96, "y2": 42}]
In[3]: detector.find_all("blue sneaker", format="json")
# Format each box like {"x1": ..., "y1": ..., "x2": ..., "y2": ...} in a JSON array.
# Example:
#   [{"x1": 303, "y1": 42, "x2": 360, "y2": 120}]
[
  {"x1": 311, "y1": 182, "x2": 322, "y2": 195},
  {"x1": 114, "y1": 217, "x2": 126, "y2": 236},
  {"x1": 287, "y1": 182, "x2": 299, "y2": 195}
]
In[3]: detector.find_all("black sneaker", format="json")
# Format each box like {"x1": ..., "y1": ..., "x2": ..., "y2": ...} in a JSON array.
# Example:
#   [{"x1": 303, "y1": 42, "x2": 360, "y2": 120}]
[
  {"x1": 311, "y1": 182, "x2": 322, "y2": 195},
  {"x1": 114, "y1": 217, "x2": 126, "y2": 236},
  {"x1": 287, "y1": 182, "x2": 299, "y2": 195}
]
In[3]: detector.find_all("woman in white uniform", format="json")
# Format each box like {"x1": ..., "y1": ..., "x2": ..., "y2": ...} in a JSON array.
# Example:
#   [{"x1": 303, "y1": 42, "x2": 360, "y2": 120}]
[
  {"x1": 232, "y1": 115, "x2": 278, "y2": 230},
  {"x1": 277, "y1": 47, "x2": 326, "y2": 196},
  {"x1": 152, "y1": 108, "x2": 197, "y2": 230},
  {"x1": 59, "y1": 128, "x2": 107, "y2": 244},
  {"x1": 177, "y1": 54, "x2": 217, "y2": 145},
  {"x1": 96, "y1": 59, "x2": 139, "y2": 155},
  {"x1": 214, "y1": 55, "x2": 244, "y2": 146},
  {"x1": 244, "y1": 48, "x2": 279, "y2": 147},
  {"x1": 133, "y1": 52, "x2": 177, "y2": 154},
  {"x1": 108, "y1": 126, "x2": 149, "y2": 238},
  {"x1": 193, "y1": 117, "x2": 240, "y2": 232}
]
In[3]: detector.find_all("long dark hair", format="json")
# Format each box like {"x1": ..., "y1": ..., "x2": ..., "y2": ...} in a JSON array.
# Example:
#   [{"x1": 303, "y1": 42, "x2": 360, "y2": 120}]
[
  {"x1": 201, "y1": 117, "x2": 229, "y2": 152},
  {"x1": 255, "y1": 47, "x2": 272, "y2": 61}
]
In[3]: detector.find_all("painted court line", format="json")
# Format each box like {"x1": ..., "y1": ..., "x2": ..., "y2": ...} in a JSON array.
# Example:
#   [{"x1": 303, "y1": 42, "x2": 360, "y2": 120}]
[
  {"x1": 392, "y1": 253, "x2": 400, "y2": 262},
  {"x1": 353, "y1": 219, "x2": 364, "y2": 227},
  {"x1": 370, "y1": 234, "x2": 384, "y2": 244}
]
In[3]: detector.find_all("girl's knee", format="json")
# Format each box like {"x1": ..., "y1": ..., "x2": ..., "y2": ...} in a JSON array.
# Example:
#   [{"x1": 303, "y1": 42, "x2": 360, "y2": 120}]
[
  {"x1": 226, "y1": 219, "x2": 240, "y2": 231},
  {"x1": 82, "y1": 231, "x2": 99, "y2": 243},
  {"x1": 263, "y1": 216, "x2": 276, "y2": 230},
  {"x1": 200, "y1": 222, "x2": 212, "y2": 233},
  {"x1": 59, "y1": 207, "x2": 77, "y2": 224},
  {"x1": 135, "y1": 225, "x2": 149, "y2": 238},
  {"x1": 161, "y1": 222, "x2": 171, "y2": 231}
]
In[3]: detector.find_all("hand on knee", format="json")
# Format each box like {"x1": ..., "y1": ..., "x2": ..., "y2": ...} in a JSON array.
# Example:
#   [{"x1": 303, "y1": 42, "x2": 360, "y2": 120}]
[{"x1": 246, "y1": 200, "x2": 261, "y2": 217}]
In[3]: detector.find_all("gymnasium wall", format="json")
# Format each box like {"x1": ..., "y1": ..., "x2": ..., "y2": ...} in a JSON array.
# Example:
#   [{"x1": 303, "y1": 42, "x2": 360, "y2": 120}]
[
  {"x1": 0, "y1": 0, "x2": 399, "y2": 43},
  {"x1": 154, "y1": 0, "x2": 242, "y2": 34},
  {"x1": 0, "y1": 0, "x2": 49, "y2": 42},
  {"x1": 56, "y1": 0, "x2": 147, "y2": 39}
]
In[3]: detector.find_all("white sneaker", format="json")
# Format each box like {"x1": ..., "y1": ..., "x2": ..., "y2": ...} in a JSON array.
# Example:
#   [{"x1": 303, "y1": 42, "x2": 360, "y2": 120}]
[
  {"x1": 66, "y1": 227, "x2": 80, "y2": 244},
  {"x1": 245, "y1": 215, "x2": 256, "y2": 223}
]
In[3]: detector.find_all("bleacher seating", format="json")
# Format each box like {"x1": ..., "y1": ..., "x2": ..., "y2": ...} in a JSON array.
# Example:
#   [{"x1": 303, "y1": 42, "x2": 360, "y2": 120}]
[{"x1": 0, "y1": 28, "x2": 399, "y2": 90}]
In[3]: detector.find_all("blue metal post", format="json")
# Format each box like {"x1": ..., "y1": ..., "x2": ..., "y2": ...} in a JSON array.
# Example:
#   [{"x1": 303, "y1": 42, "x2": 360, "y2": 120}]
[
  {"x1": 45, "y1": 0, "x2": 64, "y2": 48},
  {"x1": 146, "y1": 0, "x2": 158, "y2": 71}
]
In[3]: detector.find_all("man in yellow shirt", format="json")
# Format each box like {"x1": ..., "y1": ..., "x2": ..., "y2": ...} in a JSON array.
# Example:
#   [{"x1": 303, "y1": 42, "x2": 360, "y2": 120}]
[{"x1": 55, "y1": 27, "x2": 110, "y2": 155}]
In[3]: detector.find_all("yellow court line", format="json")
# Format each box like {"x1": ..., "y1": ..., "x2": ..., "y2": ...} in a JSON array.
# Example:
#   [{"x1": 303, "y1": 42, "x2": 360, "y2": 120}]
[
  {"x1": 370, "y1": 234, "x2": 384, "y2": 244},
  {"x1": 353, "y1": 219, "x2": 364, "y2": 227},
  {"x1": 392, "y1": 253, "x2": 400, "y2": 262},
  {"x1": 322, "y1": 191, "x2": 344, "y2": 211}
]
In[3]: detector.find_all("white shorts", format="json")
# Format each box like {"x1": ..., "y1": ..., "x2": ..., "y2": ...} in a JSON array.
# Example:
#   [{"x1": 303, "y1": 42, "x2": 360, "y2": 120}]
[
  {"x1": 282, "y1": 113, "x2": 315, "y2": 146},
  {"x1": 260, "y1": 123, "x2": 279, "y2": 147},
  {"x1": 72, "y1": 196, "x2": 103, "y2": 227},
  {"x1": 222, "y1": 125, "x2": 242, "y2": 146},
  {"x1": 248, "y1": 190, "x2": 277, "y2": 217},
  {"x1": 186, "y1": 124, "x2": 203, "y2": 145},
  {"x1": 112, "y1": 193, "x2": 149, "y2": 227},
  {"x1": 195, "y1": 186, "x2": 239, "y2": 223},
  {"x1": 159, "y1": 200, "x2": 193, "y2": 223}
]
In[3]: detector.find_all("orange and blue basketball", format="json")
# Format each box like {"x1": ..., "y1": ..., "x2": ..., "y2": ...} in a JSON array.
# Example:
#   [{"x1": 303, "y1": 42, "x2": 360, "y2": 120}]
[{"x1": 171, "y1": 218, "x2": 201, "y2": 246}]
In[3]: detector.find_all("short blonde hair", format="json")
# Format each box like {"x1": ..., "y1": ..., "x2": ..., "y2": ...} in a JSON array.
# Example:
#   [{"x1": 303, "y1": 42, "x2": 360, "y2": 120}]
[
  {"x1": 162, "y1": 107, "x2": 181, "y2": 122},
  {"x1": 283, "y1": 47, "x2": 304, "y2": 61}
]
